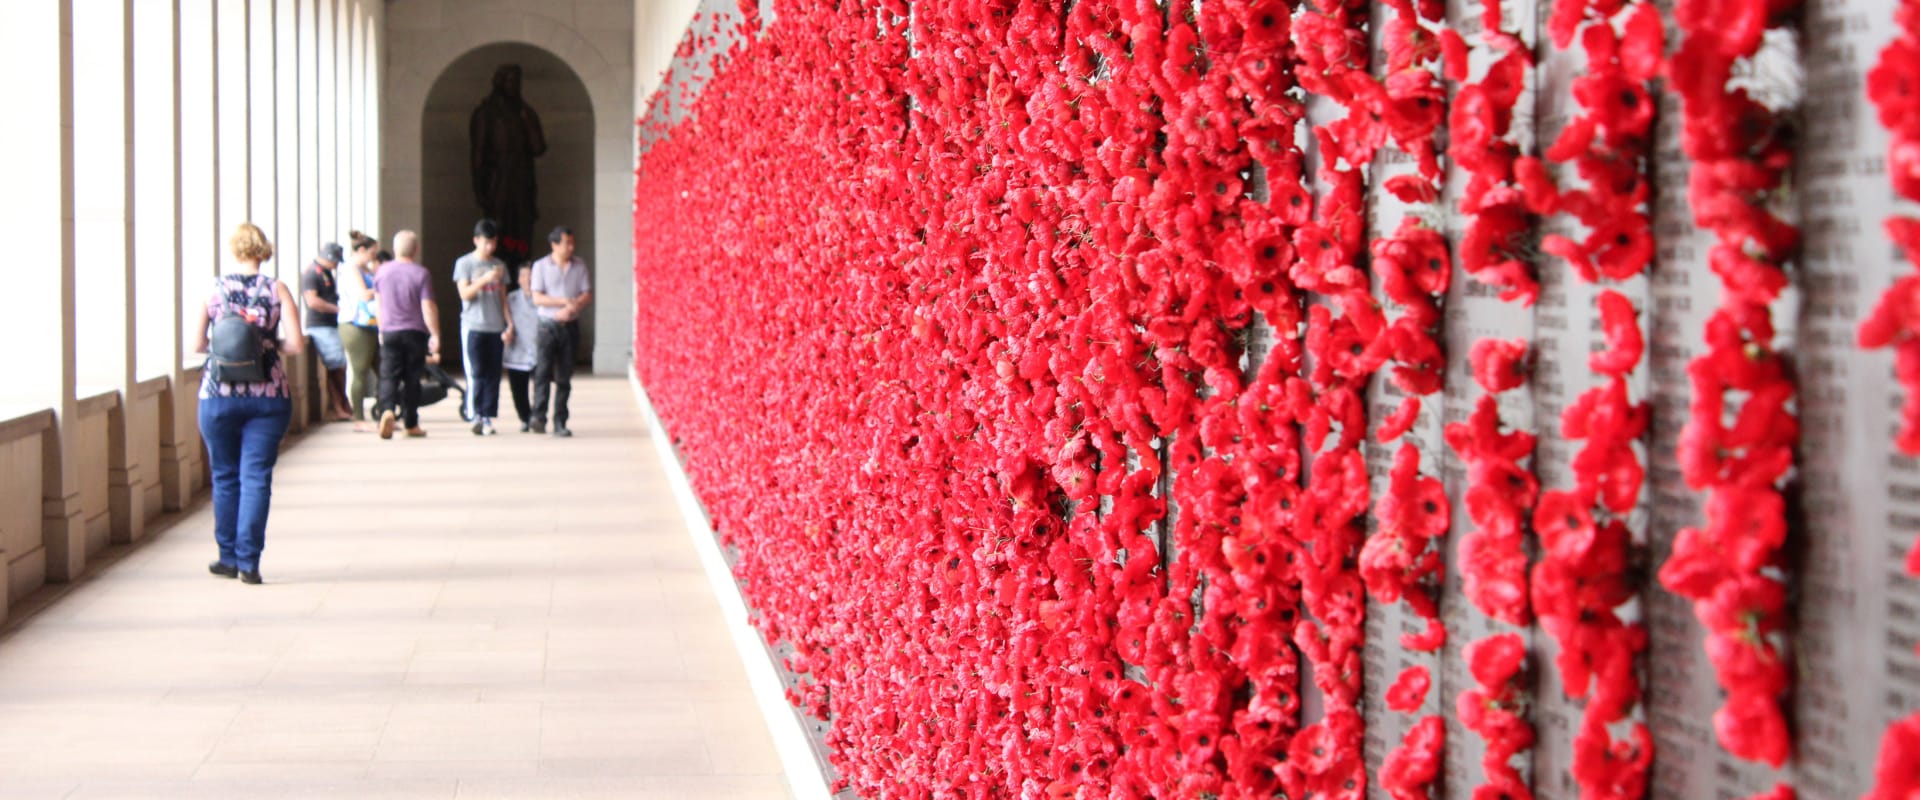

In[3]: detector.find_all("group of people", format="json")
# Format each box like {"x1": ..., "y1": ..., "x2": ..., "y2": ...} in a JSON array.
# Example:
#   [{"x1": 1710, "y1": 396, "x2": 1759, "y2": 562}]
[{"x1": 193, "y1": 220, "x2": 592, "y2": 583}]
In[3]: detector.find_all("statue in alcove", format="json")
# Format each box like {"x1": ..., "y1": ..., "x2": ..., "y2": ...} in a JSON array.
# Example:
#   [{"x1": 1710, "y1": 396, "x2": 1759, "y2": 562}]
[{"x1": 470, "y1": 64, "x2": 547, "y2": 267}]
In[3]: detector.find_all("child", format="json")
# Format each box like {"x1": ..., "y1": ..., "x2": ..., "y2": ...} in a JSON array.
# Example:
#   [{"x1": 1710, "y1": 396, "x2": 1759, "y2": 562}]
[{"x1": 502, "y1": 264, "x2": 540, "y2": 432}]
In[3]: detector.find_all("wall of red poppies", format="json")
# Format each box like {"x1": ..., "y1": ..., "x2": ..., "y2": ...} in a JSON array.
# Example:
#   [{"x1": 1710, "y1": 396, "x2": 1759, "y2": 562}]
[{"x1": 632, "y1": 0, "x2": 1920, "y2": 797}]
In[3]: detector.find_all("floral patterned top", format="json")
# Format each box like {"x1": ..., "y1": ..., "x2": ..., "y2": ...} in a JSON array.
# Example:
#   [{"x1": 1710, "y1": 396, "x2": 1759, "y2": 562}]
[{"x1": 199, "y1": 273, "x2": 290, "y2": 400}]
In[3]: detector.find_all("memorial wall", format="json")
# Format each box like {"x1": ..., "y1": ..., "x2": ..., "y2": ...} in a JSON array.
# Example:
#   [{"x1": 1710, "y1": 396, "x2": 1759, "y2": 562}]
[{"x1": 632, "y1": 0, "x2": 1920, "y2": 796}]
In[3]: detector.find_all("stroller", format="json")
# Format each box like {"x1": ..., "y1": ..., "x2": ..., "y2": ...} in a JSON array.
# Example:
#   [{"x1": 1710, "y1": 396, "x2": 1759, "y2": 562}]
[{"x1": 419, "y1": 360, "x2": 472, "y2": 422}]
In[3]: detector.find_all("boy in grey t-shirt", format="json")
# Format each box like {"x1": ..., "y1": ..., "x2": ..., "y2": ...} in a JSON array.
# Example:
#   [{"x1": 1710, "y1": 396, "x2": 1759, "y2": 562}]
[{"x1": 452, "y1": 219, "x2": 515, "y2": 435}]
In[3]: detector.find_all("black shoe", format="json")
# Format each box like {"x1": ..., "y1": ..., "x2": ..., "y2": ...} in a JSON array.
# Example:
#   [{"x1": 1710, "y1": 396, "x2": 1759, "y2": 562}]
[
  {"x1": 239, "y1": 570, "x2": 263, "y2": 585},
  {"x1": 520, "y1": 421, "x2": 531, "y2": 433},
  {"x1": 472, "y1": 418, "x2": 485, "y2": 436},
  {"x1": 552, "y1": 427, "x2": 572, "y2": 438},
  {"x1": 531, "y1": 419, "x2": 546, "y2": 434},
  {"x1": 208, "y1": 562, "x2": 238, "y2": 578}
]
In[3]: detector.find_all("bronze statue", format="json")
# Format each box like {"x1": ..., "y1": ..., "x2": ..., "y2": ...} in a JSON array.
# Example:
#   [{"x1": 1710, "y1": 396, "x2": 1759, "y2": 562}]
[{"x1": 470, "y1": 64, "x2": 547, "y2": 267}]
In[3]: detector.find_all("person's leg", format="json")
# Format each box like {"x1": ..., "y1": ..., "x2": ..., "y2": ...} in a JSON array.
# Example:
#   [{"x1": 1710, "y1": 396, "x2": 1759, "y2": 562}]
[
  {"x1": 553, "y1": 321, "x2": 577, "y2": 431},
  {"x1": 326, "y1": 367, "x2": 350, "y2": 419},
  {"x1": 377, "y1": 329, "x2": 402, "y2": 422},
  {"x1": 341, "y1": 325, "x2": 375, "y2": 421},
  {"x1": 309, "y1": 327, "x2": 350, "y2": 418},
  {"x1": 232, "y1": 398, "x2": 292, "y2": 576},
  {"x1": 359, "y1": 322, "x2": 380, "y2": 418},
  {"x1": 531, "y1": 322, "x2": 555, "y2": 428},
  {"x1": 462, "y1": 327, "x2": 480, "y2": 424},
  {"x1": 401, "y1": 331, "x2": 426, "y2": 431},
  {"x1": 477, "y1": 332, "x2": 503, "y2": 421},
  {"x1": 507, "y1": 368, "x2": 531, "y2": 426},
  {"x1": 197, "y1": 398, "x2": 242, "y2": 567}
]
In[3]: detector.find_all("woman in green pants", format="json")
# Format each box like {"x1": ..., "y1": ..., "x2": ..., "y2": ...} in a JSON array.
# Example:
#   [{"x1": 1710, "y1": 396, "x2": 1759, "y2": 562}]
[{"x1": 339, "y1": 231, "x2": 382, "y2": 431}]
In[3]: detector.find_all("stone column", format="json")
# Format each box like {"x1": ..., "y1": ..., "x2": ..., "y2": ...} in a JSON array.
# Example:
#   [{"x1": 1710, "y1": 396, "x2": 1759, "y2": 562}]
[
  {"x1": 364, "y1": 2, "x2": 381, "y2": 231},
  {"x1": 102, "y1": 0, "x2": 150, "y2": 545},
  {"x1": 162, "y1": 0, "x2": 212, "y2": 511},
  {"x1": 45, "y1": 0, "x2": 86, "y2": 583},
  {"x1": 299, "y1": 0, "x2": 320, "y2": 272}
]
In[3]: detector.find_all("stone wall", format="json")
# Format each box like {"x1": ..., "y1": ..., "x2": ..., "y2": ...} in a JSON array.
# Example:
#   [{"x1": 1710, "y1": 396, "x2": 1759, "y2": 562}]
[{"x1": 383, "y1": 0, "x2": 637, "y2": 373}]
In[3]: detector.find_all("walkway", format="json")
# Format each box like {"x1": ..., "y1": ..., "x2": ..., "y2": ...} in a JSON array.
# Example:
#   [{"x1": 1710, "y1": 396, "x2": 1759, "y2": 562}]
[{"x1": 0, "y1": 377, "x2": 789, "y2": 799}]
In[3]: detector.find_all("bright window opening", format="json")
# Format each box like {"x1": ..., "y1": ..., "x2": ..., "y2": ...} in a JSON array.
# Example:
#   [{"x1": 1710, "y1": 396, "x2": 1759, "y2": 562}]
[
  {"x1": 216, "y1": 0, "x2": 250, "y2": 242},
  {"x1": 135, "y1": 0, "x2": 181, "y2": 381},
  {"x1": 181, "y1": 0, "x2": 219, "y2": 365},
  {"x1": 74, "y1": 0, "x2": 132, "y2": 394},
  {"x1": 0, "y1": 3, "x2": 64, "y2": 408},
  {"x1": 248, "y1": 0, "x2": 277, "y2": 277}
]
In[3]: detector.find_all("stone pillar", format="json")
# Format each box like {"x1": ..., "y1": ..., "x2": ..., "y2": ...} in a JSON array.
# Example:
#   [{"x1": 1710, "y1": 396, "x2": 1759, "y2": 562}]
[
  {"x1": 364, "y1": 2, "x2": 381, "y2": 231},
  {"x1": 299, "y1": 0, "x2": 320, "y2": 275},
  {"x1": 102, "y1": 0, "x2": 149, "y2": 545},
  {"x1": 316, "y1": 0, "x2": 335, "y2": 247},
  {"x1": 46, "y1": 0, "x2": 86, "y2": 583},
  {"x1": 163, "y1": 0, "x2": 211, "y2": 511}
]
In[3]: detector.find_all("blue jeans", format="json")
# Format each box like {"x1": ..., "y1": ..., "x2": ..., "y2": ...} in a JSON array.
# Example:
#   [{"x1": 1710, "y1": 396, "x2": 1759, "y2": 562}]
[{"x1": 199, "y1": 396, "x2": 292, "y2": 572}]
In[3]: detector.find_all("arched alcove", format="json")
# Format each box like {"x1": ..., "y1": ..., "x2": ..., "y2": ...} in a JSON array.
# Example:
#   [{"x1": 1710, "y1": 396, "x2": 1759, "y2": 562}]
[{"x1": 420, "y1": 43, "x2": 595, "y2": 371}]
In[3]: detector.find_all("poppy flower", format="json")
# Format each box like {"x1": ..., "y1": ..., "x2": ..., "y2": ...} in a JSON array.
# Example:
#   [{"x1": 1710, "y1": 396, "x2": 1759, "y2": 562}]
[
  {"x1": 1612, "y1": 4, "x2": 1666, "y2": 81},
  {"x1": 1375, "y1": 397, "x2": 1422, "y2": 443},
  {"x1": 1386, "y1": 665, "x2": 1432, "y2": 712},
  {"x1": 1572, "y1": 71, "x2": 1655, "y2": 149},
  {"x1": 1383, "y1": 14, "x2": 1442, "y2": 71},
  {"x1": 1589, "y1": 290, "x2": 1646, "y2": 376},
  {"x1": 1470, "y1": 338, "x2": 1531, "y2": 393},
  {"x1": 1379, "y1": 717, "x2": 1444, "y2": 800},
  {"x1": 1384, "y1": 174, "x2": 1440, "y2": 203},
  {"x1": 1867, "y1": 715, "x2": 1920, "y2": 800}
]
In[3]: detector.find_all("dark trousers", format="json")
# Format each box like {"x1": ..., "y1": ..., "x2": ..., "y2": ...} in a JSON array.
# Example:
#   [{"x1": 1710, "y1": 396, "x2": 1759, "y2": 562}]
[
  {"x1": 377, "y1": 329, "x2": 429, "y2": 429},
  {"x1": 532, "y1": 319, "x2": 577, "y2": 428},
  {"x1": 464, "y1": 329, "x2": 504, "y2": 419},
  {"x1": 199, "y1": 396, "x2": 292, "y2": 572},
  {"x1": 507, "y1": 368, "x2": 532, "y2": 424}
]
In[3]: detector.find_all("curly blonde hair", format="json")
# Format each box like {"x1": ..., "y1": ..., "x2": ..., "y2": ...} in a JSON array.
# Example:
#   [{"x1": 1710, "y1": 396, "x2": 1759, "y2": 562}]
[{"x1": 229, "y1": 222, "x2": 275, "y2": 263}]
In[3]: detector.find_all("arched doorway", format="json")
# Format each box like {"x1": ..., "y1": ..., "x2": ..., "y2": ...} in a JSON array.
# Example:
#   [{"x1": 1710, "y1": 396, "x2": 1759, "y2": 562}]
[{"x1": 420, "y1": 43, "x2": 595, "y2": 373}]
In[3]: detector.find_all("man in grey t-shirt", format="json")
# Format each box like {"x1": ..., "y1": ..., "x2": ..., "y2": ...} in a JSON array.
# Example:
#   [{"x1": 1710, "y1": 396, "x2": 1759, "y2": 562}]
[
  {"x1": 452, "y1": 219, "x2": 516, "y2": 436},
  {"x1": 529, "y1": 225, "x2": 591, "y2": 437}
]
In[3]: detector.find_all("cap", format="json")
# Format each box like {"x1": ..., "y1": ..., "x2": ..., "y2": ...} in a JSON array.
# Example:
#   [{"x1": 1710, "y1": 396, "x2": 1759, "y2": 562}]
[{"x1": 319, "y1": 242, "x2": 345, "y2": 264}]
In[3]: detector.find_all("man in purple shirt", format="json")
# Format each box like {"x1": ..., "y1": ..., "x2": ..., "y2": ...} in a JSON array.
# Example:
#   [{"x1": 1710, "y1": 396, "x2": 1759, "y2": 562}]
[{"x1": 373, "y1": 230, "x2": 442, "y2": 439}]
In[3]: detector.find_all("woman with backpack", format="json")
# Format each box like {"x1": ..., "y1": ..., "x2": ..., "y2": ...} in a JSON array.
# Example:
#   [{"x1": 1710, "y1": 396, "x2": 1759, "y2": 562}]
[{"x1": 193, "y1": 222, "x2": 303, "y2": 585}]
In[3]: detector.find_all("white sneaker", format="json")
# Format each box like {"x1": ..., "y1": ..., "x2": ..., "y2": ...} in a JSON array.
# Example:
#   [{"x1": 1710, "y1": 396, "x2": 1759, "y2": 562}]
[{"x1": 482, "y1": 418, "x2": 497, "y2": 436}]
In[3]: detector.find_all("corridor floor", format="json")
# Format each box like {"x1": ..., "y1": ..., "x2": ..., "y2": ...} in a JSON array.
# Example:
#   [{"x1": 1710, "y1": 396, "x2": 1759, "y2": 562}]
[{"x1": 0, "y1": 377, "x2": 790, "y2": 799}]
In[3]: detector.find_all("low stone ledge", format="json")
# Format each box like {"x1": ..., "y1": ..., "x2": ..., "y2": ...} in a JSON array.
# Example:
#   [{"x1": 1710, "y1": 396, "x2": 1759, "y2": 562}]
[{"x1": 0, "y1": 408, "x2": 53, "y2": 447}]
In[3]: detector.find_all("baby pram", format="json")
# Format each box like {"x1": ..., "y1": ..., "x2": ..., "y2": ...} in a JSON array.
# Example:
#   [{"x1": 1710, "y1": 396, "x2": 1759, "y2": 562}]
[{"x1": 419, "y1": 360, "x2": 472, "y2": 421}]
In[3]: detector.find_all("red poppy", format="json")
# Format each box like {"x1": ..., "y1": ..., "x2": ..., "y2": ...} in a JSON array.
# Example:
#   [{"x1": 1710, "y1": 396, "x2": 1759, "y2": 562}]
[
  {"x1": 1589, "y1": 290, "x2": 1646, "y2": 376},
  {"x1": 1375, "y1": 397, "x2": 1422, "y2": 443},
  {"x1": 1470, "y1": 338, "x2": 1531, "y2": 393},
  {"x1": 1386, "y1": 665, "x2": 1431, "y2": 712},
  {"x1": 1379, "y1": 716, "x2": 1444, "y2": 800},
  {"x1": 1867, "y1": 714, "x2": 1920, "y2": 800}
]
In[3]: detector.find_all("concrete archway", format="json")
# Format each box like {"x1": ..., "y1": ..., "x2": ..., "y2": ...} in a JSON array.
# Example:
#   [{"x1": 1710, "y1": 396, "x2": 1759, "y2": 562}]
[
  {"x1": 383, "y1": 3, "x2": 636, "y2": 374},
  {"x1": 420, "y1": 44, "x2": 595, "y2": 371}
]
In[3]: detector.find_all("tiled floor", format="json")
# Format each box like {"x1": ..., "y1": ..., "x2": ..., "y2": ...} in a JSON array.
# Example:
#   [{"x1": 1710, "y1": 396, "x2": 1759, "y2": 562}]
[{"x1": 0, "y1": 377, "x2": 790, "y2": 799}]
